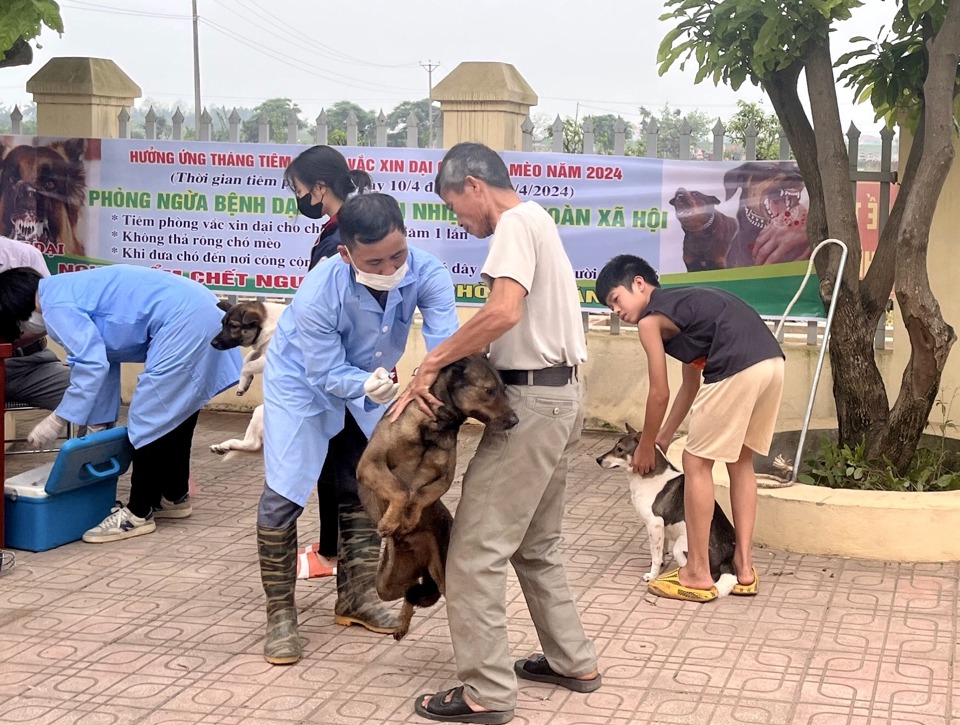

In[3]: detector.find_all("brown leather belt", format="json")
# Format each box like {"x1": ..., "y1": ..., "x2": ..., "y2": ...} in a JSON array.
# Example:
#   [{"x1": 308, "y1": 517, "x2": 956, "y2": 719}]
[
  {"x1": 499, "y1": 366, "x2": 575, "y2": 387},
  {"x1": 12, "y1": 337, "x2": 47, "y2": 357}
]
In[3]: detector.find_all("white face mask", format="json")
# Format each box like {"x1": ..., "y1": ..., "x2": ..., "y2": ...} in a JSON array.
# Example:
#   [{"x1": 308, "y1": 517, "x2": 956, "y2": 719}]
[
  {"x1": 20, "y1": 311, "x2": 46, "y2": 336},
  {"x1": 346, "y1": 249, "x2": 409, "y2": 292}
]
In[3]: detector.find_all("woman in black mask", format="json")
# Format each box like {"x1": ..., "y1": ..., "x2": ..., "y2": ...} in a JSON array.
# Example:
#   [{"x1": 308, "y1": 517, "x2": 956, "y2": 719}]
[
  {"x1": 284, "y1": 145, "x2": 373, "y2": 270},
  {"x1": 277, "y1": 146, "x2": 396, "y2": 635}
]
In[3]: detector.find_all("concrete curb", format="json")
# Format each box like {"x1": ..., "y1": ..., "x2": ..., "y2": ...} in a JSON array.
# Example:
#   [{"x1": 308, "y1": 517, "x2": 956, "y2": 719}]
[{"x1": 668, "y1": 436, "x2": 960, "y2": 562}]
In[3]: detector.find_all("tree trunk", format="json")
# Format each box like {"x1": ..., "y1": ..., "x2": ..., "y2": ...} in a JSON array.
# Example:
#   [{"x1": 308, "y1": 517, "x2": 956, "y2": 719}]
[
  {"x1": 802, "y1": 33, "x2": 890, "y2": 449},
  {"x1": 877, "y1": 0, "x2": 960, "y2": 472}
]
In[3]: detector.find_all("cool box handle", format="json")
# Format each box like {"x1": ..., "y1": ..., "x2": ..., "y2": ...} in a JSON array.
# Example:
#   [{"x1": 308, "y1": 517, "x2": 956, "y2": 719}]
[{"x1": 83, "y1": 456, "x2": 121, "y2": 479}]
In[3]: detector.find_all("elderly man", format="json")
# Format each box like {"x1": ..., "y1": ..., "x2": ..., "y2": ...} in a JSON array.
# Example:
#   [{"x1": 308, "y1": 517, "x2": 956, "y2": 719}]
[{"x1": 393, "y1": 143, "x2": 601, "y2": 725}]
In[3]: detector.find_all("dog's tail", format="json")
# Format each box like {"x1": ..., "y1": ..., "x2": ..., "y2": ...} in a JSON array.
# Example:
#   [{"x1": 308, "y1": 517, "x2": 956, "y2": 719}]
[{"x1": 715, "y1": 573, "x2": 738, "y2": 597}]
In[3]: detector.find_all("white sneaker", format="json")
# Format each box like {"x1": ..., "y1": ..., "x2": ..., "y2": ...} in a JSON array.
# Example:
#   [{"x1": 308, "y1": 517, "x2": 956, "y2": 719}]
[
  {"x1": 153, "y1": 493, "x2": 192, "y2": 519},
  {"x1": 83, "y1": 505, "x2": 156, "y2": 543}
]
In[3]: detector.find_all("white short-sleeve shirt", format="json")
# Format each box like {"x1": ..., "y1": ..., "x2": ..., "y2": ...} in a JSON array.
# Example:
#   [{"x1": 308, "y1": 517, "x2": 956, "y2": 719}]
[{"x1": 481, "y1": 201, "x2": 587, "y2": 370}]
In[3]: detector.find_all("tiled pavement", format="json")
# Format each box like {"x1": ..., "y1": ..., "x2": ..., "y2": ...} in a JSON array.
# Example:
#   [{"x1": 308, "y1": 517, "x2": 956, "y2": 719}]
[{"x1": 2, "y1": 409, "x2": 958, "y2": 725}]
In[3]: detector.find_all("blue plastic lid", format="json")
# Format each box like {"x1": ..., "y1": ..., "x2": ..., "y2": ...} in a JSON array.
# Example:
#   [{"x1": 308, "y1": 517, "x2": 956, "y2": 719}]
[{"x1": 44, "y1": 427, "x2": 133, "y2": 496}]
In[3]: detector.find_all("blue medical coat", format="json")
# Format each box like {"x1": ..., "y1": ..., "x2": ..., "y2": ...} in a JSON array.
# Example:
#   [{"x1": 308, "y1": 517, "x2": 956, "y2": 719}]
[
  {"x1": 39, "y1": 265, "x2": 242, "y2": 447},
  {"x1": 263, "y1": 246, "x2": 459, "y2": 506}
]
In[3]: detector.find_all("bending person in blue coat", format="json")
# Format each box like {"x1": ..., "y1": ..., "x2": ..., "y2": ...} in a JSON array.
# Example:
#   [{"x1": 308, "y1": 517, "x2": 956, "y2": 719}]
[
  {"x1": 0, "y1": 265, "x2": 243, "y2": 542},
  {"x1": 257, "y1": 192, "x2": 459, "y2": 664}
]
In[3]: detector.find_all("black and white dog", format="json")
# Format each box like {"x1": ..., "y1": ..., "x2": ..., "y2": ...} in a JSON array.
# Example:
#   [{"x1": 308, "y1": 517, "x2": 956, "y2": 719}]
[
  {"x1": 596, "y1": 424, "x2": 738, "y2": 595},
  {"x1": 209, "y1": 300, "x2": 285, "y2": 457}
]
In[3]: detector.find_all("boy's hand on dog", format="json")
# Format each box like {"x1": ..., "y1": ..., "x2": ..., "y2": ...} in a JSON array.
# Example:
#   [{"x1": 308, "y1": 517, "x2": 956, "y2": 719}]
[
  {"x1": 364, "y1": 367, "x2": 400, "y2": 405},
  {"x1": 632, "y1": 439, "x2": 657, "y2": 475},
  {"x1": 753, "y1": 221, "x2": 809, "y2": 265}
]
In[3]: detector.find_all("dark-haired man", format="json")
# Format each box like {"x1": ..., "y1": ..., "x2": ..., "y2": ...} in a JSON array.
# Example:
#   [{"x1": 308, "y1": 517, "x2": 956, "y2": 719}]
[{"x1": 255, "y1": 192, "x2": 459, "y2": 665}]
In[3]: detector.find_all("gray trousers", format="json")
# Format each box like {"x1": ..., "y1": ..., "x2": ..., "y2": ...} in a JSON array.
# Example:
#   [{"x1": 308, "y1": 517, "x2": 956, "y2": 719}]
[
  {"x1": 4, "y1": 349, "x2": 71, "y2": 410},
  {"x1": 446, "y1": 380, "x2": 597, "y2": 711}
]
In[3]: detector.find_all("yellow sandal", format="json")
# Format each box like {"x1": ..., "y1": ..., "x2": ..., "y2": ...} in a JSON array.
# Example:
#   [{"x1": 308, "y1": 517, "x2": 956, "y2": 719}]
[
  {"x1": 647, "y1": 568, "x2": 718, "y2": 603},
  {"x1": 731, "y1": 567, "x2": 759, "y2": 596}
]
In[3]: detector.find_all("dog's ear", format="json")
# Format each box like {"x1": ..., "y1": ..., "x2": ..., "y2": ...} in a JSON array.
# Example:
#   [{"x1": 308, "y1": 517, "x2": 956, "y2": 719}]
[
  {"x1": 703, "y1": 194, "x2": 721, "y2": 206},
  {"x1": 723, "y1": 165, "x2": 752, "y2": 201},
  {"x1": 60, "y1": 139, "x2": 86, "y2": 165},
  {"x1": 216, "y1": 299, "x2": 233, "y2": 313},
  {"x1": 625, "y1": 422, "x2": 638, "y2": 436}
]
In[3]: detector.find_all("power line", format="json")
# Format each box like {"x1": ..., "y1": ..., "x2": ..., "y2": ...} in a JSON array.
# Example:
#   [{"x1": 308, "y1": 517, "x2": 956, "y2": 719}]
[
  {"x1": 60, "y1": 0, "x2": 189, "y2": 18},
  {"x1": 198, "y1": 18, "x2": 421, "y2": 96}
]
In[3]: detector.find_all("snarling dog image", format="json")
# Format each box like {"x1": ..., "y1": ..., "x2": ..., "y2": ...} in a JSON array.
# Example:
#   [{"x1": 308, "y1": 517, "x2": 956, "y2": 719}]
[
  {"x1": 596, "y1": 424, "x2": 738, "y2": 595},
  {"x1": 209, "y1": 300, "x2": 285, "y2": 457},
  {"x1": 723, "y1": 161, "x2": 807, "y2": 267},
  {"x1": 357, "y1": 354, "x2": 519, "y2": 639},
  {"x1": 0, "y1": 138, "x2": 87, "y2": 256},
  {"x1": 669, "y1": 188, "x2": 738, "y2": 272}
]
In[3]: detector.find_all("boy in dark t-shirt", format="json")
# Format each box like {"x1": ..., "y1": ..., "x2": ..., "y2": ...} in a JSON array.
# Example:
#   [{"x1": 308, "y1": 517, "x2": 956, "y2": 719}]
[{"x1": 596, "y1": 254, "x2": 784, "y2": 603}]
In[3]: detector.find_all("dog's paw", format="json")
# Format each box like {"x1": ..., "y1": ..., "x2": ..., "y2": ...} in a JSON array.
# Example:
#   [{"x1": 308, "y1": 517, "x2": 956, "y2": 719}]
[
  {"x1": 392, "y1": 626, "x2": 409, "y2": 642},
  {"x1": 210, "y1": 444, "x2": 227, "y2": 455},
  {"x1": 377, "y1": 519, "x2": 399, "y2": 537},
  {"x1": 643, "y1": 572, "x2": 656, "y2": 582}
]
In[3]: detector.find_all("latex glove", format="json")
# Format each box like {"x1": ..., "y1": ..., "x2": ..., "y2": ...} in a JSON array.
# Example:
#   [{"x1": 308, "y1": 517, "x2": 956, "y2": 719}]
[
  {"x1": 364, "y1": 367, "x2": 399, "y2": 405},
  {"x1": 27, "y1": 412, "x2": 67, "y2": 448}
]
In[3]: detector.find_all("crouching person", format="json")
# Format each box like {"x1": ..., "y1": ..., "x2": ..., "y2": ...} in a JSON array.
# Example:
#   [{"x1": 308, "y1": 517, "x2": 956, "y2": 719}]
[
  {"x1": 0, "y1": 264, "x2": 243, "y2": 541},
  {"x1": 256, "y1": 192, "x2": 459, "y2": 664}
]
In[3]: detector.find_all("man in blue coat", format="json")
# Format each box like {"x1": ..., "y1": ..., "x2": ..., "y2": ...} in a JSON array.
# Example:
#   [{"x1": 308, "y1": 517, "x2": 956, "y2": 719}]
[
  {"x1": 0, "y1": 264, "x2": 243, "y2": 542},
  {"x1": 256, "y1": 192, "x2": 459, "y2": 664}
]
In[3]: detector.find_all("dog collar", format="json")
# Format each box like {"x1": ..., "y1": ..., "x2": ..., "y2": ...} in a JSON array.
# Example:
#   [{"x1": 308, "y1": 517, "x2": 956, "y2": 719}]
[
  {"x1": 744, "y1": 207, "x2": 768, "y2": 229},
  {"x1": 682, "y1": 213, "x2": 714, "y2": 233}
]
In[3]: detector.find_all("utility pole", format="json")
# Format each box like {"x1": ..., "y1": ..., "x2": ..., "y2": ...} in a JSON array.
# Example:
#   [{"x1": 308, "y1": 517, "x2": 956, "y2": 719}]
[
  {"x1": 420, "y1": 59, "x2": 439, "y2": 148},
  {"x1": 192, "y1": 0, "x2": 202, "y2": 134}
]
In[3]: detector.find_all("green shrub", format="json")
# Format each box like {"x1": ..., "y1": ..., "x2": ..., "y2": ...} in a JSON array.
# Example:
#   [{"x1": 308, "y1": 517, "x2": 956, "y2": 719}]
[{"x1": 799, "y1": 394, "x2": 960, "y2": 492}]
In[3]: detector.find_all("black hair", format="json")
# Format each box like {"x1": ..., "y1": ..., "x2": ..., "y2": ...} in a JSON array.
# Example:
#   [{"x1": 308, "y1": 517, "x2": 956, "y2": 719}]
[
  {"x1": 338, "y1": 193, "x2": 406, "y2": 248},
  {"x1": 0, "y1": 267, "x2": 42, "y2": 342},
  {"x1": 596, "y1": 254, "x2": 660, "y2": 304},
  {"x1": 284, "y1": 145, "x2": 367, "y2": 201},
  {"x1": 435, "y1": 142, "x2": 513, "y2": 195}
]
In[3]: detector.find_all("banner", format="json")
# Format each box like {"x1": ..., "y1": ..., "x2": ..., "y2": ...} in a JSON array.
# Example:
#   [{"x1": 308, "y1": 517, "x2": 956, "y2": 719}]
[{"x1": 0, "y1": 135, "x2": 826, "y2": 317}]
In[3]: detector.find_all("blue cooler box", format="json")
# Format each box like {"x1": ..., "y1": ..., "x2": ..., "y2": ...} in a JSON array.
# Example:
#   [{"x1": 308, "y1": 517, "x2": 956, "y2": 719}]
[{"x1": 4, "y1": 427, "x2": 133, "y2": 552}]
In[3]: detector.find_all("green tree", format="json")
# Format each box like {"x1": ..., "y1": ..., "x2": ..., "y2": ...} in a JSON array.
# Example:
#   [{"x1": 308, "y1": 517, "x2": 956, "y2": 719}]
[
  {"x1": 659, "y1": 0, "x2": 960, "y2": 472},
  {"x1": 0, "y1": 0, "x2": 62, "y2": 65},
  {"x1": 638, "y1": 103, "x2": 713, "y2": 158},
  {"x1": 241, "y1": 98, "x2": 304, "y2": 144},
  {"x1": 724, "y1": 100, "x2": 783, "y2": 160},
  {"x1": 385, "y1": 98, "x2": 440, "y2": 147},
  {"x1": 322, "y1": 101, "x2": 376, "y2": 146}
]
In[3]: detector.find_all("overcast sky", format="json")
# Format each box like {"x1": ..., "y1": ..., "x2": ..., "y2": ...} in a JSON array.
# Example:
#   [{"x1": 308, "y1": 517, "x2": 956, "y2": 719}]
[{"x1": 1, "y1": 0, "x2": 895, "y2": 137}]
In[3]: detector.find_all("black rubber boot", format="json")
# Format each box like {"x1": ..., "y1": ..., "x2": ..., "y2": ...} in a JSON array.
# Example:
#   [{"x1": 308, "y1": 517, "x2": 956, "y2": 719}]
[
  {"x1": 333, "y1": 501, "x2": 398, "y2": 635},
  {"x1": 257, "y1": 523, "x2": 303, "y2": 664}
]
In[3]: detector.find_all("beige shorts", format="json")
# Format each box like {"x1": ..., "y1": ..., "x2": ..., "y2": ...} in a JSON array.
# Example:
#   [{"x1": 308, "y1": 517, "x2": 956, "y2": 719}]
[{"x1": 685, "y1": 357, "x2": 784, "y2": 462}]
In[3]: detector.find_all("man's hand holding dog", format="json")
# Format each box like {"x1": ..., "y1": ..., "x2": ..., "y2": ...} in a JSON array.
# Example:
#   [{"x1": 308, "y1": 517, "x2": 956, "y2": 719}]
[
  {"x1": 364, "y1": 367, "x2": 400, "y2": 405},
  {"x1": 391, "y1": 360, "x2": 443, "y2": 422}
]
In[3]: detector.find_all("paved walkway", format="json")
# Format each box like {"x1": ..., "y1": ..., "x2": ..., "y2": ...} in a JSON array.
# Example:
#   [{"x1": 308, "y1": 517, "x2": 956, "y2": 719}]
[{"x1": 1, "y1": 410, "x2": 956, "y2": 725}]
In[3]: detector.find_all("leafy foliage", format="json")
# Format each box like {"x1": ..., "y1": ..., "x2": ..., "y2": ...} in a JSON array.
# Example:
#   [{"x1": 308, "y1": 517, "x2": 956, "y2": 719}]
[
  {"x1": 837, "y1": 1, "x2": 958, "y2": 129},
  {"x1": 0, "y1": 0, "x2": 63, "y2": 61},
  {"x1": 799, "y1": 394, "x2": 960, "y2": 491},
  {"x1": 384, "y1": 98, "x2": 440, "y2": 147},
  {"x1": 241, "y1": 98, "x2": 303, "y2": 144},
  {"x1": 658, "y1": 0, "x2": 861, "y2": 91},
  {"x1": 636, "y1": 103, "x2": 713, "y2": 158},
  {"x1": 323, "y1": 101, "x2": 376, "y2": 146},
  {"x1": 724, "y1": 100, "x2": 784, "y2": 160}
]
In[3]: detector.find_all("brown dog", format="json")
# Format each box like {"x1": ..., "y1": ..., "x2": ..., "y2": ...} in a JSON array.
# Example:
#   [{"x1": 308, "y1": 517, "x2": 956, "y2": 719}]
[
  {"x1": 0, "y1": 139, "x2": 87, "y2": 256},
  {"x1": 723, "y1": 161, "x2": 806, "y2": 267},
  {"x1": 357, "y1": 354, "x2": 518, "y2": 639},
  {"x1": 670, "y1": 188, "x2": 738, "y2": 272}
]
